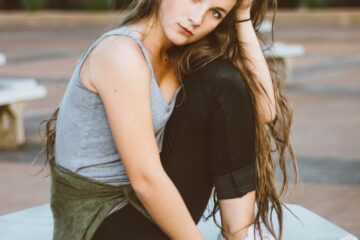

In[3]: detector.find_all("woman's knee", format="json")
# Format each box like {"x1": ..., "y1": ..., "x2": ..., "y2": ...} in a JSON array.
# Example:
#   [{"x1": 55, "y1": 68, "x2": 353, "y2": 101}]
[
  {"x1": 166, "y1": 59, "x2": 257, "y2": 200},
  {"x1": 200, "y1": 60, "x2": 257, "y2": 200}
]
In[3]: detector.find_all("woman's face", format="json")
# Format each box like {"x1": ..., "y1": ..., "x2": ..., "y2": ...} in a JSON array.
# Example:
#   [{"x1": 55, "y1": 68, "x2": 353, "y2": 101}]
[{"x1": 159, "y1": 0, "x2": 237, "y2": 45}]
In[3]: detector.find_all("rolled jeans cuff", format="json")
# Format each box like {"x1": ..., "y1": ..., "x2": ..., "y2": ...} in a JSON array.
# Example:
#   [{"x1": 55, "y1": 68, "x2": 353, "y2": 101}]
[{"x1": 212, "y1": 164, "x2": 256, "y2": 199}]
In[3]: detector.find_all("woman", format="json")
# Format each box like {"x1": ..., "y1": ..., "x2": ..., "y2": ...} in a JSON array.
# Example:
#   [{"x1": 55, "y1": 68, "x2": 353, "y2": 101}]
[{"x1": 42, "y1": 0, "x2": 298, "y2": 239}]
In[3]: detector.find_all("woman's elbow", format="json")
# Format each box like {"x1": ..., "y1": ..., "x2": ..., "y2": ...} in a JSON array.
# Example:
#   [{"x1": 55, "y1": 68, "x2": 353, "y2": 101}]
[
  {"x1": 260, "y1": 106, "x2": 277, "y2": 124},
  {"x1": 131, "y1": 167, "x2": 166, "y2": 195}
]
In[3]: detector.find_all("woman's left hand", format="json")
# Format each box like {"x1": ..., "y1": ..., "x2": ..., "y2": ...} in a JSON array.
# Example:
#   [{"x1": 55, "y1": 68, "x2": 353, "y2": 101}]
[{"x1": 235, "y1": 0, "x2": 254, "y2": 20}]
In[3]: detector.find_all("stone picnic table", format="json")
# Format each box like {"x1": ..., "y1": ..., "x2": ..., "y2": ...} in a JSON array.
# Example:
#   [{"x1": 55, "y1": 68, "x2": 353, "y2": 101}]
[{"x1": 0, "y1": 78, "x2": 47, "y2": 149}]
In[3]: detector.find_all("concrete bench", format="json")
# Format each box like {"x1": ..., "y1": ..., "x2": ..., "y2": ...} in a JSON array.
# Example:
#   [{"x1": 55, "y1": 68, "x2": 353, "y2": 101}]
[
  {"x1": 199, "y1": 202, "x2": 358, "y2": 240},
  {"x1": 0, "y1": 202, "x2": 357, "y2": 240},
  {"x1": 0, "y1": 52, "x2": 6, "y2": 65},
  {"x1": 0, "y1": 78, "x2": 47, "y2": 149}
]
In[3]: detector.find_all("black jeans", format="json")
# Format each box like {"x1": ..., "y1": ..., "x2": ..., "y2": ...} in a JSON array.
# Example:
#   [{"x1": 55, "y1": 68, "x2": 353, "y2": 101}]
[{"x1": 92, "y1": 60, "x2": 257, "y2": 240}]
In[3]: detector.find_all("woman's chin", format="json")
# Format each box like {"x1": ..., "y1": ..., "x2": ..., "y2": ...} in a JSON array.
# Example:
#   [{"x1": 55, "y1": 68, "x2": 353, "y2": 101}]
[
  {"x1": 170, "y1": 36, "x2": 193, "y2": 46},
  {"x1": 165, "y1": 30, "x2": 192, "y2": 46}
]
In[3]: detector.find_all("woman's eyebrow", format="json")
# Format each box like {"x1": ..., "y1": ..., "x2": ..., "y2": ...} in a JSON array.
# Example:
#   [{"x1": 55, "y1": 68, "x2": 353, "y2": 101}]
[{"x1": 214, "y1": 7, "x2": 228, "y2": 14}]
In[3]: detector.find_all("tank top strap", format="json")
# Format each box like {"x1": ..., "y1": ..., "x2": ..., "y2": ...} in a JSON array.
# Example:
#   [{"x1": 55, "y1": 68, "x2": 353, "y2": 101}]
[
  {"x1": 116, "y1": 26, "x2": 156, "y2": 79},
  {"x1": 76, "y1": 25, "x2": 155, "y2": 80}
]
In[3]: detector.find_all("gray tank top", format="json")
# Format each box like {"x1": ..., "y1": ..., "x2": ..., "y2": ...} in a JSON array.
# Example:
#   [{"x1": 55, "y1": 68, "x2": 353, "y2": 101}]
[{"x1": 55, "y1": 25, "x2": 181, "y2": 187}]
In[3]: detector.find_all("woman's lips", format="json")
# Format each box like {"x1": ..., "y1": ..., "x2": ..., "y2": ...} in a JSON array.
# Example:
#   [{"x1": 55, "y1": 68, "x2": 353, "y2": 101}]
[{"x1": 178, "y1": 24, "x2": 193, "y2": 36}]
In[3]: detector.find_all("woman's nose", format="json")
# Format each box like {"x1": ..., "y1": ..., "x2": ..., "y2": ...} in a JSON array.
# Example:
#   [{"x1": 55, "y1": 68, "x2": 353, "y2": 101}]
[{"x1": 188, "y1": 4, "x2": 207, "y2": 27}]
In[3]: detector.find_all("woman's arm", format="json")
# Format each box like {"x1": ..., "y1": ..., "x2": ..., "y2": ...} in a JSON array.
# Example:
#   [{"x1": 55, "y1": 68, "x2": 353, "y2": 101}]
[
  {"x1": 88, "y1": 36, "x2": 203, "y2": 240},
  {"x1": 235, "y1": 1, "x2": 276, "y2": 123},
  {"x1": 219, "y1": 190, "x2": 274, "y2": 239},
  {"x1": 219, "y1": 191, "x2": 256, "y2": 239},
  {"x1": 218, "y1": 2, "x2": 276, "y2": 234}
]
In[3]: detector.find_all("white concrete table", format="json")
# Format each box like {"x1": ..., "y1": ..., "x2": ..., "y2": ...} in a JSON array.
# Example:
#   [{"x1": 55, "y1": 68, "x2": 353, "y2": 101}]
[
  {"x1": 0, "y1": 78, "x2": 47, "y2": 149},
  {"x1": 258, "y1": 20, "x2": 305, "y2": 83},
  {"x1": 260, "y1": 20, "x2": 272, "y2": 33},
  {"x1": 0, "y1": 202, "x2": 357, "y2": 240},
  {"x1": 263, "y1": 42, "x2": 305, "y2": 83},
  {"x1": 264, "y1": 42, "x2": 305, "y2": 59},
  {"x1": 0, "y1": 52, "x2": 6, "y2": 65}
]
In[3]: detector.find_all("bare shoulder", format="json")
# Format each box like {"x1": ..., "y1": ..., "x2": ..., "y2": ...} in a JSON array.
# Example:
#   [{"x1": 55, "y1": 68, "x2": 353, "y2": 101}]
[{"x1": 87, "y1": 34, "x2": 152, "y2": 91}]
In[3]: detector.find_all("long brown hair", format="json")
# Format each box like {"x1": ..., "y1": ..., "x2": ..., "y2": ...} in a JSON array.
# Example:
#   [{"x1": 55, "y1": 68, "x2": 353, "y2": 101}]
[
  {"x1": 166, "y1": 1, "x2": 299, "y2": 239},
  {"x1": 40, "y1": 0, "x2": 299, "y2": 239}
]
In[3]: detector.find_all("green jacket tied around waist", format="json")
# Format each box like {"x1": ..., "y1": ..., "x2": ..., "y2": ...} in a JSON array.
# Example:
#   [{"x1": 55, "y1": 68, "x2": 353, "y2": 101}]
[{"x1": 49, "y1": 158, "x2": 154, "y2": 240}]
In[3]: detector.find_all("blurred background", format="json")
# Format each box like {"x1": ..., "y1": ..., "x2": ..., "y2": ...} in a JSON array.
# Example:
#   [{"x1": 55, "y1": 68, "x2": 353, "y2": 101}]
[{"x1": 0, "y1": 0, "x2": 359, "y2": 238}]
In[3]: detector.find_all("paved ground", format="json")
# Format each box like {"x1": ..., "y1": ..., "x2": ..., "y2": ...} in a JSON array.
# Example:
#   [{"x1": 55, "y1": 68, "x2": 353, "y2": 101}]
[{"x1": 0, "y1": 11, "x2": 359, "y2": 237}]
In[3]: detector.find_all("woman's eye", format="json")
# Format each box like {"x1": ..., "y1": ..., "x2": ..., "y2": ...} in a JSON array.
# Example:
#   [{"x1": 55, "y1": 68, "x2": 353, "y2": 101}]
[{"x1": 211, "y1": 10, "x2": 222, "y2": 19}]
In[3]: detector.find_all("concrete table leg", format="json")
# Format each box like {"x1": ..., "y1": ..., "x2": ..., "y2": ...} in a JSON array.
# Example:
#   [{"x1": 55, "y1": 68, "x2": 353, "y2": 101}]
[
  {"x1": 268, "y1": 57, "x2": 292, "y2": 84},
  {"x1": 0, "y1": 103, "x2": 26, "y2": 149}
]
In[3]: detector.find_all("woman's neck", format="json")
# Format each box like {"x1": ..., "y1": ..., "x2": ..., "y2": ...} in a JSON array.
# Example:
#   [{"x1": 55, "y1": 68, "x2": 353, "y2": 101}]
[{"x1": 126, "y1": 16, "x2": 172, "y2": 65}]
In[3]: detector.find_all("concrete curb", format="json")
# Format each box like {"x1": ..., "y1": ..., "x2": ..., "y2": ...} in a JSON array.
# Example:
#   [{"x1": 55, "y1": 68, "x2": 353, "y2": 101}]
[
  {"x1": 0, "y1": 9, "x2": 359, "y2": 28},
  {"x1": 0, "y1": 11, "x2": 119, "y2": 28},
  {"x1": 270, "y1": 8, "x2": 360, "y2": 27}
]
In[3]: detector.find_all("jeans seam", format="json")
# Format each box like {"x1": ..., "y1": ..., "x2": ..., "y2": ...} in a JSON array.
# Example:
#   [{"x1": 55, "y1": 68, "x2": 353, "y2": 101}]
[
  {"x1": 207, "y1": 94, "x2": 238, "y2": 170},
  {"x1": 192, "y1": 92, "x2": 238, "y2": 179},
  {"x1": 189, "y1": 91, "x2": 250, "y2": 197}
]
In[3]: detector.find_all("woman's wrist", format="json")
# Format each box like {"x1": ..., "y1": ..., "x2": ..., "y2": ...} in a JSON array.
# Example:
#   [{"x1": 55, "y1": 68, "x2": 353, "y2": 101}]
[
  {"x1": 220, "y1": 228, "x2": 248, "y2": 240},
  {"x1": 219, "y1": 224, "x2": 276, "y2": 240},
  {"x1": 235, "y1": 18, "x2": 252, "y2": 23},
  {"x1": 235, "y1": 9, "x2": 251, "y2": 22},
  {"x1": 234, "y1": 10, "x2": 251, "y2": 25}
]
